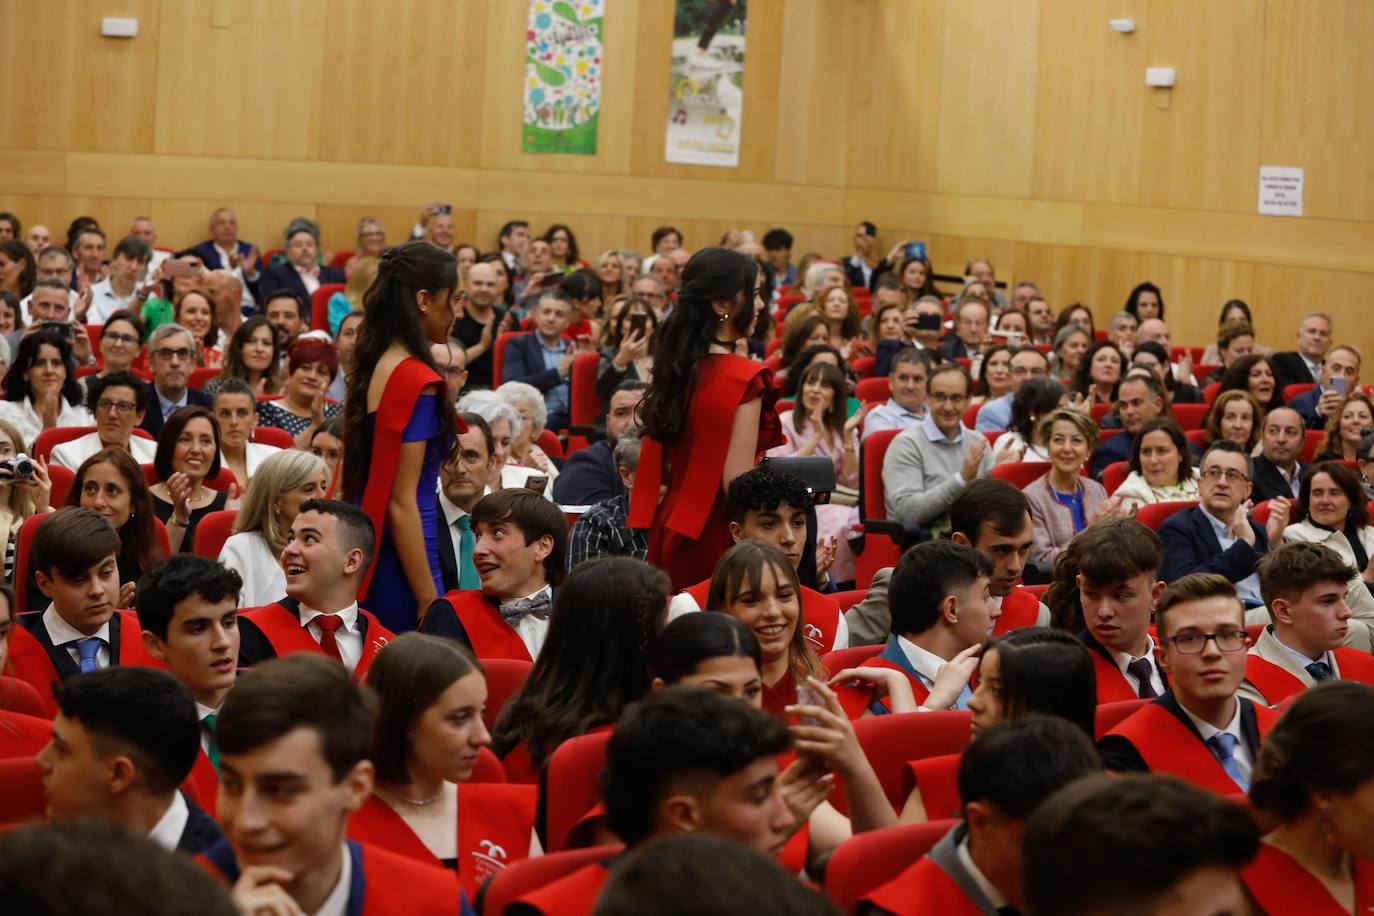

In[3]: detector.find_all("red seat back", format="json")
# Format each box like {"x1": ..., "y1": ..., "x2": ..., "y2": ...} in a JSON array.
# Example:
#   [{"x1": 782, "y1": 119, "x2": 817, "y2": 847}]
[
  {"x1": 0, "y1": 676, "x2": 49, "y2": 718},
  {"x1": 848, "y1": 711, "x2": 972, "y2": 810},
  {"x1": 1250, "y1": 499, "x2": 1272, "y2": 527},
  {"x1": 568, "y1": 351, "x2": 602, "y2": 453},
  {"x1": 1172, "y1": 403, "x2": 1208, "y2": 431},
  {"x1": 252, "y1": 426, "x2": 295, "y2": 451},
  {"x1": 825, "y1": 820, "x2": 958, "y2": 912},
  {"x1": 47, "y1": 465, "x2": 74, "y2": 506},
  {"x1": 192, "y1": 509, "x2": 239, "y2": 559},
  {"x1": 480, "y1": 658, "x2": 532, "y2": 731},
  {"x1": 1094, "y1": 699, "x2": 1150, "y2": 737},
  {"x1": 311, "y1": 283, "x2": 345, "y2": 332},
  {"x1": 1136, "y1": 500, "x2": 1197, "y2": 531},
  {"x1": 13, "y1": 512, "x2": 50, "y2": 613},
  {"x1": 1283, "y1": 382, "x2": 1317, "y2": 403},
  {"x1": 1184, "y1": 428, "x2": 1208, "y2": 449},
  {"x1": 990, "y1": 461, "x2": 1051, "y2": 490},
  {"x1": 1203, "y1": 381, "x2": 1221, "y2": 404},
  {"x1": 544, "y1": 729, "x2": 613, "y2": 851},
  {"x1": 851, "y1": 356, "x2": 876, "y2": 378},
  {"x1": 189, "y1": 366, "x2": 220, "y2": 391},
  {"x1": 861, "y1": 429, "x2": 901, "y2": 523},
  {"x1": 492, "y1": 331, "x2": 527, "y2": 388},
  {"x1": 962, "y1": 402, "x2": 981, "y2": 427},
  {"x1": 32, "y1": 426, "x2": 97, "y2": 463},
  {"x1": 1090, "y1": 402, "x2": 1111, "y2": 424},
  {"x1": 0, "y1": 756, "x2": 45, "y2": 824},
  {"x1": 1102, "y1": 461, "x2": 1130, "y2": 495},
  {"x1": 763, "y1": 354, "x2": 783, "y2": 374},
  {"x1": 259, "y1": 248, "x2": 286, "y2": 267},
  {"x1": 482, "y1": 845, "x2": 623, "y2": 916},
  {"x1": 330, "y1": 250, "x2": 354, "y2": 270},
  {"x1": 1299, "y1": 430, "x2": 1326, "y2": 463},
  {"x1": 830, "y1": 589, "x2": 867, "y2": 612},
  {"x1": 536, "y1": 428, "x2": 565, "y2": 460},
  {"x1": 854, "y1": 377, "x2": 890, "y2": 404},
  {"x1": 820, "y1": 646, "x2": 880, "y2": 674}
]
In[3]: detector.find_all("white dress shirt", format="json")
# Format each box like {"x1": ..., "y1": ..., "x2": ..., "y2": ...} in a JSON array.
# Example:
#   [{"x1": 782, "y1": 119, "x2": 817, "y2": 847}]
[
  {"x1": 507, "y1": 585, "x2": 553, "y2": 661},
  {"x1": 195, "y1": 700, "x2": 220, "y2": 758},
  {"x1": 221, "y1": 531, "x2": 287, "y2": 607},
  {"x1": 44, "y1": 605, "x2": 112, "y2": 669},
  {"x1": 1108, "y1": 636, "x2": 1167, "y2": 697},
  {"x1": 299, "y1": 602, "x2": 363, "y2": 674},
  {"x1": 49, "y1": 430, "x2": 157, "y2": 471},
  {"x1": 956, "y1": 834, "x2": 1009, "y2": 909},
  {"x1": 313, "y1": 844, "x2": 353, "y2": 916},
  {"x1": 1176, "y1": 696, "x2": 1253, "y2": 784},
  {"x1": 862, "y1": 398, "x2": 925, "y2": 440},
  {"x1": 147, "y1": 790, "x2": 190, "y2": 852},
  {"x1": 87, "y1": 278, "x2": 138, "y2": 324},
  {"x1": 438, "y1": 490, "x2": 470, "y2": 581},
  {"x1": 0, "y1": 397, "x2": 93, "y2": 446}
]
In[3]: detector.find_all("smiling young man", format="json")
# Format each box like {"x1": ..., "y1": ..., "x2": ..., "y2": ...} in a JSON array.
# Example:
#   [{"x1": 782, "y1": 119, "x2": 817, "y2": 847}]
[
  {"x1": 9, "y1": 508, "x2": 155, "y2": 713},
  {"x1": 138, "y1": 555, "x2": 245, "y2": 811},
  {"x1": 200, "y1": 654, "x2": 468, "y2": 915},
  {"x1": 867, "y1": 540, "x2": 997, "y2": 713},
  {"x1": 508, "y1": 686, "x2": 795, "y2": 916},
  {"x1": 668, "y1": 464, "x2": 847, "y2": 654},
  {"x1": 38, "y1": 667, "x2": 223, "y2": 855},
  {"x1": 1099, "y1": 573, "x2": 1277, "y2": 795},
  {"x1": 87, "y1": 235, "x2": 152, "y2": 324},
  {"x1": 50, "y1": 370, "x2": 156, "y2": 469},
  {"x1": 1073, "y1": 518, "x2": 1169, "y2": 703},
  {"x1": 420, "y1": 489, "x2": 566, "y2": 661},
  {"x1": 1240, "y1": 542, "x2": 1374, "y2": 706},
  {"x1": 236, "y1": 499, "x2": 395, "y2": 679}
]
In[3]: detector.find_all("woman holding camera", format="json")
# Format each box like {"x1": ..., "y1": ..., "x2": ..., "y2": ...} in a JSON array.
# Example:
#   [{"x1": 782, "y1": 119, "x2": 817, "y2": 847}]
[{"x1": 0, "y1": 417, "x2": 50, "y2": 584}]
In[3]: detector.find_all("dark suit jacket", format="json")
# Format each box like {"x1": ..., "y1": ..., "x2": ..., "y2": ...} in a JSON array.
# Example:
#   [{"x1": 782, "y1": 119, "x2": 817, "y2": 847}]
[
  {"x1": 500, "y1": 332, "x2": 567, "y2": 393},
  {"x1": 435, "y1": 510, "x2": 463, "y2": 594},
  {"x1": 936, "y1": 336, "x2": 973, "y2": 362},
  {"x1": 256, "y1": 263, "x2": 345, "y2": 320},
  {"x1": 17, "y1": 610, "x2": 128, "y2": 681},
  {"x1": 1251, "y1": 454, "x2": 1305, "y2": 503},
  {"x1": 177, "y1": 794, "x2": 225, "y2": 854},
  {"x1": 1098, "y1": 690, "x2": 1264, "y2": 774},
  {"x1": 138, "y1": 387, "x2": 214, "y2": 440},
  {"x1": 418, "y1": 588, "x2": 560, "y2": 654},
  {"x1": 236, "y1": 598, "x2": 382, "y2": 668},
  {"x1": 1090, "y1": 430, "x2": 1135, "y2": 480},
  {"x1": 1158, "y1": 505, "x2": 1266, "y2": 592},
  {"x1": 551, "y1": 440, "x2": 620, "y2": 506},
  {"x1": 190, "y1": 239, "x2": 255, "y2": 271},
  {"x1": 1287, "y1": 386, "x2": 1327, "y2": 429},
  {"x1": 842, "y1": 256, "x2": 892, "y2": 292},
  {"x1": 1272, "y1": 351, "x2": 1318, "y2": 390}
]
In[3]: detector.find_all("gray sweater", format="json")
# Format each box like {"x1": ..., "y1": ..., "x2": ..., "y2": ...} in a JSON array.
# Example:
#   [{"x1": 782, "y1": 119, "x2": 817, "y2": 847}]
[{"x1": 882, "y1": 423, "x2": 993, "y2": 527}]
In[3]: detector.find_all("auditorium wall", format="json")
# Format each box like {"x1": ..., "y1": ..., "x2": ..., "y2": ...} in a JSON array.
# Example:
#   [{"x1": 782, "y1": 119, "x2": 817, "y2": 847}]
[{"x1": 2, "y1": 0, "x2": 1372, "y2": 353}]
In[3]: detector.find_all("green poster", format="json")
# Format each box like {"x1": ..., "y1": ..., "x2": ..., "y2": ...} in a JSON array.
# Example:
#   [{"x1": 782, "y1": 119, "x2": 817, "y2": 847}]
[{"x1": 522, "y1": 0, "x2": 604, "y2": 155}]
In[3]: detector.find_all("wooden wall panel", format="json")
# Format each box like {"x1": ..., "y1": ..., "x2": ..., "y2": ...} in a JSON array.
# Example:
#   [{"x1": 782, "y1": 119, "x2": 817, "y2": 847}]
[
  {"x1": 0, "y1": 0, "x2": 159, "y2": 154},
  {"x1": 772, "y1": 0, "x2": 854, "y2": 188},
  {"x1": 934, "y1": 0, "x2": 1040, "y2": 197},
  {"x1": 320, "y1": 0, "x2": 486, "y2": 168},
  {"x1": 1138, "y1": 0, "x2": 1265, "y2": 212},
  {"x1": 1260, "y1": 0, "x2": 1374, "y2": 222},
  {"x1": 154, "y1": 0, "x2": 326, "y2": 160},
  {"x1": 0, "y1": 196, "x2": 152, "y2": 244},
  {"x1": 1032, "y1": 0, "x2": 1145, "y2": 204}
]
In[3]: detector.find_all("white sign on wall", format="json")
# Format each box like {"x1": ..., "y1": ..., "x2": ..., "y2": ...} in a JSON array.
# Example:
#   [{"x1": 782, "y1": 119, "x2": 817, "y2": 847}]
[{"x1": 1258, "y1": 166, "x2": 1304, "y2": 217}]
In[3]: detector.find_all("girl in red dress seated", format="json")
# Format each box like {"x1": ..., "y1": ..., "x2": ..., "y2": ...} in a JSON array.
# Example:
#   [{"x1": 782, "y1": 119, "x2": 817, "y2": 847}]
[
  {"x1": 629, "y1": 247, "x2": 782, "y2": 590},
  {"x1": 1243, "y1": 681, "x2": 1374, "y2": 915},
  {"x1": 350, "y1": 632, "x2": 536, "y2": 900}
]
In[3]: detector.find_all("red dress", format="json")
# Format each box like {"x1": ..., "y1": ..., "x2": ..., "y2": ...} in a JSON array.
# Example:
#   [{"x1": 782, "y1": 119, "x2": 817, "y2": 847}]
[
  {"x1": 1241, "y1": 841, "x2": 1374, "y2": 915},
  {"x1": 628, "y1": 355, "x2": 781, "y2": 590}
]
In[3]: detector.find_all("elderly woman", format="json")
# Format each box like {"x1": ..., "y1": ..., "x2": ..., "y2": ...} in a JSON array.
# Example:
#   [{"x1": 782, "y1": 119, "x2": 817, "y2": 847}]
[
  {"x1": 1024, "y1": 408, "x2": 1115, "y2": 564},
  {"x1": 1113, "y1": 417, "x2": 1200, "y2": 512},
  {"x1": 456, "y1": 390, "x2": 519, "y2": 473},
  {"x1": 1281, "y1": 461, "x2": 1374, "y2": 650},
  {"x1": 496, "y1": 381, "x2": 559, "y2": 497},
  {"x1": 256, "y1": 336, "x2": 342, "y2": 447}
]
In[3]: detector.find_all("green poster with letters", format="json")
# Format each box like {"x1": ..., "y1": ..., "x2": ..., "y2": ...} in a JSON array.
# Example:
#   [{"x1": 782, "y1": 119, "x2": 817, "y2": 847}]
[{"x1": 522, "y1": 0, "x2": 604, "y2": 155}]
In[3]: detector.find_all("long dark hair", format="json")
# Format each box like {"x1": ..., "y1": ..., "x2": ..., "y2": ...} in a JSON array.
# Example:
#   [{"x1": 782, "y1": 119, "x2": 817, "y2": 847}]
[
  {"x1": 3, "y1": 331, "x2": 84, "y2": 407},
  {"x1": 781, "y1": 344, "x2": 844, "y2": 398},
  {"x1": 0, "y1": 241, "x2": 36, "y2": 298},
  {"x1": 342, "y1": 241, "x2": 457, "y2": 503},
  {"x1": 1072, "y1": 340, "x2": 1123, "y2": 402},
  {"x1": 1298, "y1": 461, "x2": 1368, "y2": 528},
  {"x1": 1124, "y1": 281, "x2": 1164, "y2": 321},
  {"x1": 985, "y1": 628, "x2": 1097, "y2": 739},
  {"x1": 65, "y1": 447, "x2": 164, "y2": 575},
  {"x1": 792, "y1": 361, "x2": 846, "y2": 439},
  {"x1": 490, "y1": 557, "x2": 670, "y2": 771},
  {"x1": 650, "y1": 613, "x2": 762, "y2": 684},
  {"x1": 217, "y1": 316, "x2": 283, "y2": 394},
  {"x1": 1216, "y1": 353, "x2": 1283, "y2": 412},
  {"x1": 543, "y1": 224, "x2": 580, "y2": 265},
  {"x1": 640, "y1": 248, "x2": 759, "y2": 445},
  {"x1": 897, "y1": 253, "x2": 940, "y2": 300},
  {"x1": 1128, "y1": 417, "x2": 1192, "y2": 479},
  {"x1": 705, "y1": 541, "x2": 819, "y2": 682},
  {"x1": 1250, "y1": 682, "x2": 1374, "y2": 822},
  {"x1": 781, "y1": 315, "x2": 827, "y2": 365}
]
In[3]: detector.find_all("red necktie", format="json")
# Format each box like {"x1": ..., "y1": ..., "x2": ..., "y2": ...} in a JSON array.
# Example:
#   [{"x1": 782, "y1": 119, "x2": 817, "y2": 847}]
[{"x1": 314, "y1": 614, "x2": 344, "y2": 664}]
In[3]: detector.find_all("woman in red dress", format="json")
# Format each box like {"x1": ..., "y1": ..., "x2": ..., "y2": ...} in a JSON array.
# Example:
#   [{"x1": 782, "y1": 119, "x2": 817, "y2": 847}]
[
  {"x1": 1243, "y1": 682, "x2": 1374, "y2": 914},
  {"x1": 629, "y1": 247, "x2": 781, "y2": 590}
]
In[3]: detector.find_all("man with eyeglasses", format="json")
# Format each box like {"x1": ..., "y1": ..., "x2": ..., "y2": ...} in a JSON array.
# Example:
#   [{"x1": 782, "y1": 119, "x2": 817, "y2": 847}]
[
  {"x1": 51, "y1": 371, "x2": 156, "y2": 470},
  {"x1": 631, "y1": 275, "x2": 669, "y2": 320},
  {"x1": 974, "y1": 345, "x2": 1051, "y2": 432},
  {"x1": 139, "y1": 323, "x2": 213, "y2": 439},
  {"x1": 1099, "y1": 573, "x2": 1278, "y2": 795},
  {"x1": 1159, "y1": 441, "x2": 1290, "y2": 609},
  {"x1": 883, "y1": 362, "x2": 995, "y2": 535}
]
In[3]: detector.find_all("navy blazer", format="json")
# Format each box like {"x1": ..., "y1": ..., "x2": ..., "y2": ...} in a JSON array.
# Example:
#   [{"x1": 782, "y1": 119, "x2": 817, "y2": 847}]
[
  {"x1": 551, "y1": 440, "x2": 620, "y2": 506},
  {"x1": 1287, "y1": 386, "x2": 1327, "y2": 429},
  {"x1": 1098, "y1": 689, "x2": 1264, "y2": 774},
  {"x1": 1251, "y1": 454, "x2": 1305, "y2": 503},
  {"x1": 190, "y1": 239, "x2": 255, "y2": 271},
  {"x1": 138, "y1": 387, "x2": 215, "y2": 440},
  {"x1": 936, "y1": 336, "x2": 972, "y2": 362},
  {"x1": 256, "y1": 263, "x2": 345, "y2": 320},
  {"x1": 500, "y1": 332, "x2": 568, "y2": 393},
  {"x1": 177, "y1": 793, "x2": 225, "y2": 854},
  {"x1": 1090, "y1": 430, "x2": 1134, "y2": 480},
  {"x1": 1158, "y1": 505, "x2": 1266, "y2": 590},
  {"x1": 18, "y1": 609, "x2": 127, "y2": 679}
]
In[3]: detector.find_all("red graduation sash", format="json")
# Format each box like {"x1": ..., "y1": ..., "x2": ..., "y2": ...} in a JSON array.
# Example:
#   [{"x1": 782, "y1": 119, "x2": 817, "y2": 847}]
[
  {"x1": 512, "y1": 861, "x2": 611, "y2": 916},
  {"x1": 862, "y1": 853, "x2": 985, "y2": 916},
  {"x1": 241, "y1": 602, "x2": 394, "y2": 682},
  {"x1": 994, "y1": 587, "x2": 1041, "y2": 636},
  {"x1": 901, "y1": 753, "x2": 963, "y2": 822},
  {"x1": 684, "y1": 579, "x2": 841, "y2": 654},
  {"x1": 1088, "y1": 648, "x2": 1142, "y2": 704},
  {"x1": 1107, "y1": 701, "x2": 1278, "y2": 795},
  {"x1": 865, "y1": 655, "x2": 933, "y2": 710},
  {"x1": 1242, "y1": 842, "x2": 1374, "y2": 916},
  {"x1": 442, "y1": 590, "x2": 532, "y2": 662},
  {"x1": 1244, "y1": 648, "x2": 1374, "y2": 706},
  {"x1": 184, "y1": 751, "x2": 219, "y2": 815},
  {"x1": 0, "y1": 710, "x2": 51, "y2": 760},
  {"x1": 354, "y1": 357, "x2": 444, "y2": 598},
  {"x1": 9, "y1": 610, "x2": 162, "y2": 714}
]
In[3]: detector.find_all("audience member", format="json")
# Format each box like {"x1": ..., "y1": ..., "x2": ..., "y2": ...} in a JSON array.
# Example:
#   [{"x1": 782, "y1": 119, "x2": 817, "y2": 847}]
[
  {"x1": 202, "y1": 315, "x2": 282, "y2": 398},
  {"x1": 148, "y1": 405, "x2": 229, "y2": 554},
  {"x1": 0, "y1": 416, "x2": 52, "y2": 581},
  {"x1": 222, "y1": 449, "x2": 328, "y2": 606},
  {"x1": 236, "y1": 499, "x2": 394, "y2": 678},
  {"x1": 1071, "y1": 339, "x2": 1124, "y2": 407},
  {"x1": 0, "y1": 330, "x2": 92, "y2": 442},
  {"x1": 1205, "y1": 319, "x2": 1256, "y2": 385},
  {"x1": 456, "y1": 389, "x2": 520, "y2": 468},
  {"x1": 502, "y1": 290, "x2": 575, "y2": 431},
  {"x1": 1252, "y1": 405, "x2": 1307, "y2": 501},
  {"x1": 1159, "y1": 441, "x2": 1288, "y2": 605},
  {"x1": 1272, "y1": 310, "x2": 1334, "y2": 390},
  {"x1": 420, "y1": 489, "x2": 566, "y2": 661},
  {"x1": 1022, "y1": 773, "x2": 1258, "y2": 916},
  {"x1": 497, "y1": 380, "x2": 560, "y2": 493},
  {"x1": 86, "y1": 236, "x2": 152, "y2": 323},
  {"x1": 256, "y1": 336, "x2": 341, "y2": 445},
  {"x1": 990, "y1": 376, "x2": 1062, "y2": 460},
  {"x1": 948, "y1": 479, "x2": 1051, "y2": 628},
  {"x1": 328, "y1": 255, "x2": 378, "y2": 337},
  {"x1": 1290, "y1": 343, "x2": 1361, "y2": 429},
  {"x1": 567, "y1": 431, "x2": 648, "y2": 567},
  {"x1": 937, "y1": 298, "x2": 989, "y2": 361},
  {"x1": 1049, "y1": 322, "x2": 1091, "y2": 379},
  {"x1": 972, "y1": 342, "x2": 1013, "y2": 405},
  {"x1": 1112, "y1": 417, "x2": 1199, "y2": 512},
  {"x1": 451, "y1": 261, "x2": 511, "y2": 391},
  {"x1": 553, "y1": 379, "x2": 646, "y2": 505},
  {"x1": 1087, "y1": 373, "x2": 1163, "y2": 479},
  {"x1": 331, "y1": 309, "x2": 365, "y2": 401},
  {"x1": 862, "y1": 347, "x2": 931, "y2": 439},
  {"x1": 1313, "y1": 390, "x2": 1374, "y2": 462},
  {"x1": 213, "y1": 378, "x2": 280, "y2": 489},
  {"x1": 1217, "y1": 353, "x2": 1284, "y2": 414},
  {"x1": 437, "y1": 412, "x2": 499, "y2": 591},
  {"x1": 976, "y1": 345, "x2": 1051, "y2": 433},
  {"x1": 883, "y1": 363, "x2": 994, "y2": 535},
  {"x1": 64, "y1": 447, "x2": 166, "y2": 586},
  {"x1": 52, "y1": 370, "x2": 156, "y2": 468},
  {"x1": 1202, "y1": 388, "x2": 1261, "y2": 452},
  {"x1": 139, "y1": 323, "x2": 213, "y2": 439},
  {"x1": 190, "y1": 208, "x2": 260, "y2": 308},
  {"x1": 1024, "y1": 408, "x2": 1119, "y2": 564},
  {"x1": 256, "y1": 222, "x2": 345, "y2": 311},
  {"x1": 963, "y1": 259, "x2": 1008, "y2": 311},
  {"x1": 595, "y1": 297, "x2": 656, "y2": 404}
]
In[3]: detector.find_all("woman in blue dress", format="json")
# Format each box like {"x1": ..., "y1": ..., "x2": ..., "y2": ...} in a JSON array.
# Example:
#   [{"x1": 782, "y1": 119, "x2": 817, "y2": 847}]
[{"x1": 342, "y1": 241, "x2": 459, "y2": 631}]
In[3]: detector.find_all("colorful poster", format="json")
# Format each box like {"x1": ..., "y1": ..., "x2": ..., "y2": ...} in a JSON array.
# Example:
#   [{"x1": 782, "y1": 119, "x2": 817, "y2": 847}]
[
  {"x1": 522, "y1": 0, "x2": 604, "y2": 155},
  {"x1": 664, "y1": 0, "x2": 747, "y2": 167}
]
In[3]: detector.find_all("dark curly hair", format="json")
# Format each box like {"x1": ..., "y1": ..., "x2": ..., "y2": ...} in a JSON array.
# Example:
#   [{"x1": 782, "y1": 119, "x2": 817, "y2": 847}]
[
  {"x1": 3, "y1": 330, "x2": 84, "y2": 407},
  {"x1": 725, "y1": 464, "x2": 812, "y2": 523}
]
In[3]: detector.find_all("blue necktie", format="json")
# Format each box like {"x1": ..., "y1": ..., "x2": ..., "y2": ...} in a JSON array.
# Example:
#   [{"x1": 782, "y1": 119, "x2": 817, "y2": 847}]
[
  {"x1": 953, "y1": 681, "x2": 973, "y2": 711},
  {"x1": 1305, "y1": 660, "x2": 1333, "y2": 682},
  {"x1": 74, "y1": 637, "x2": 105, "y2": 674},
  {"x1": 1208, "y1": 733, "x2": 1248, "y2": 792},
  {"x1": 456, "y1": 515, "x2": 480, "y2": 590}
]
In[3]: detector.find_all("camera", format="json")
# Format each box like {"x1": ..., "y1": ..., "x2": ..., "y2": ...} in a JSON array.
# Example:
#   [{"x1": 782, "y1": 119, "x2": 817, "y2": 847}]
[{"x1": 1, "y1": 453, "x2": 35, "y2": 482}]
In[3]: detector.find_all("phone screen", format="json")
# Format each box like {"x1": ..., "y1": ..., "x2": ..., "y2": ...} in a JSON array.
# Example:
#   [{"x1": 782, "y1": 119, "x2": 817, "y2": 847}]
[{"x1": 1331, "y1": 377, "x2": 1348, "y2": 397}]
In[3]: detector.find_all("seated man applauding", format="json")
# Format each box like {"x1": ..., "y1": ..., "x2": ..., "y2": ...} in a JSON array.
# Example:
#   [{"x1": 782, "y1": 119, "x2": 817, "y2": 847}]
[
  {"x1": 236, "y1": 499, "x2": 394, "y2": 680},
  {"x1": 420, "y1": 489, "x2": 566, "y2": 661}
]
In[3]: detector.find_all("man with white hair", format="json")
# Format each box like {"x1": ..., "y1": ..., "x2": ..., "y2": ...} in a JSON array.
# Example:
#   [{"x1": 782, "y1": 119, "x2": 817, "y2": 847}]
[
  {"x1": 190, "y1": 208, "x2": 260, "y2": 310},
  {"x1": 139, "y1": 323, "x2": 214, "y2": 438}
]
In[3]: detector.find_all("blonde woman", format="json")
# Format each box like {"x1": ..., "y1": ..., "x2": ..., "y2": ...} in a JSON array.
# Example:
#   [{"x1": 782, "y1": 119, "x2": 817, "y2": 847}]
[
  {"x1": 326, "y1": 256, "x2": 379, "y2": 338},
  {"x1": 220, "y1": 449, "x2": 329, "y2": 606},
  {"x1": 0, "y1": 417, "x2": 50, "y2": 583}
]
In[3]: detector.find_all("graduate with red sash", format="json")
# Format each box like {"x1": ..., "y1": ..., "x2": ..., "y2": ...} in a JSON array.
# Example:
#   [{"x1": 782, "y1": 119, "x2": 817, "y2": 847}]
[
  {"x1": 678, "y1": 577, "x2": 844, "y2": 656},
  {"x1": 948, "y1": 479, "x2": 1051, "y2": 637},
  {"x1": 0, "y1": 709, "x2": 51, "y2": 759},
  {"x1": 628, "y1": 250, "x2": 783, "y2": 591},
  {"x1": 11, "y1": 610, "x2": 161, "y2": 715}
]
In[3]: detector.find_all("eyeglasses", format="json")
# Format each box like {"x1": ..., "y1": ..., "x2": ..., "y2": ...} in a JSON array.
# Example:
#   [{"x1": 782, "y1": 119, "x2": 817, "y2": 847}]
[
  {"x1": 153, "y1": 347, "x2": 193, "y2": 362},
  {"x1": 102, "y1": 332, "x2": 139, "y2": 346},
  {"x1": 96, "y1": 399, "x2": 138, "y2": 415},
  {"x1": 1162, "y1": 629, "x2": 1248, "y2": 654},
  {"x1": 1200, "y1": 467, "x2": 1250, "y2": 483},
  {"x1": 928, "y1": 392, "x2": 969, "y2": 405}
]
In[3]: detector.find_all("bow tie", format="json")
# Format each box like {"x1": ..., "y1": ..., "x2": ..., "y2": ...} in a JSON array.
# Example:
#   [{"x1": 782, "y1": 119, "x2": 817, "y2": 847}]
[{"x1": 500, "y1": 592, "x2": 552, "y2": 625}]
